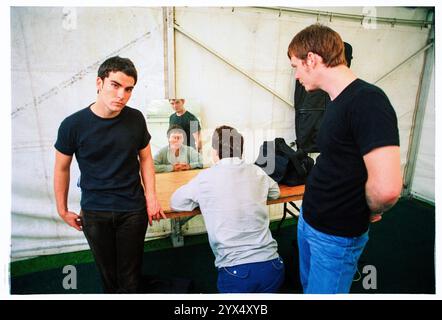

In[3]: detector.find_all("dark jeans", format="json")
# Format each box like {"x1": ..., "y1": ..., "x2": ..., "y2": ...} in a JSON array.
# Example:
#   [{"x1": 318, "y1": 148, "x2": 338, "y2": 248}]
[{"x1": 81, "y1": 209, "x2": 148, "y2": 293}]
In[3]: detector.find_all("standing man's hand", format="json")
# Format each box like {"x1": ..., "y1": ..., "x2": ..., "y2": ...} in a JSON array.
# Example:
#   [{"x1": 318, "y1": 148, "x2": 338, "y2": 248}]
[
  {"x1": 59, "y1": 211, "x2": 83, "y2": 231},
  {"x1": 146, "y1": 194, "x2": 166, "y2": 226}
]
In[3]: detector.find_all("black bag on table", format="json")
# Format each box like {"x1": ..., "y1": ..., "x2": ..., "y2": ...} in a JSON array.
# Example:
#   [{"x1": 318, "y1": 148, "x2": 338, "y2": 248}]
[{"x1": 255, "y1": 137, "x2": 314, "y2": 186}]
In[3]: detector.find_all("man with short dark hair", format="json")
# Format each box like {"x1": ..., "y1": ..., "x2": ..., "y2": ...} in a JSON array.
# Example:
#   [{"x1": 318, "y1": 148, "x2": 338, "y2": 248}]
[
  {"x1": 169, "y1": 99, "x2": 202, "y2": 152},
  {"x1": 54, "y1": 56, "x2": 165, "y2": 293},
  {"x1": 288, "y1": 24, "x2": 402, "y2": 293},
  {"x1": 171, "y1": 125, "x2": 284, "y2": 293}
]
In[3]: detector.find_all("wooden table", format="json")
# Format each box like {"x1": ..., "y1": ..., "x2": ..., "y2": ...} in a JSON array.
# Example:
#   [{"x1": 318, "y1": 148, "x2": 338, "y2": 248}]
[{"x1": 155, "y1": 169, "x2": 305, "y2": 246}]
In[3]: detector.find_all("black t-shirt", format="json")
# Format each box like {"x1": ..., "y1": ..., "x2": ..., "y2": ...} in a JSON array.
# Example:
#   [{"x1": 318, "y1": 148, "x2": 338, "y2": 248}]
[
  {"x1": 55, "y1": 105, "x2": 151, "y2": 212},
  {"x1": 169, "y1": 110, "x2": 201, "y2": 149},
  {"x1": 302, "y1": 79, "x2": 400, "y2": 237}
]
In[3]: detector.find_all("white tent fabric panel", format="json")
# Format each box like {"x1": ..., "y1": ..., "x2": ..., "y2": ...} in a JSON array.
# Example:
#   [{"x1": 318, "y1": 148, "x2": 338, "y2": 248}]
[
  {"x1": 411, "y1": 68, "x2": 435, "y2": 202},
  {"x1": 11, "y1": 7, "x2": 167, "y2": 260}
]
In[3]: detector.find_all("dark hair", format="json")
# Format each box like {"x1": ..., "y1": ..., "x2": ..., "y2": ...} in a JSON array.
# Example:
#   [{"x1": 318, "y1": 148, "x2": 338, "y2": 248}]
[
  {"x1": 344, "y1": 42, "x2": 353, "y2": 67},
  {"x1": 287, "y1": 24, "x2": 346, "y2": 67},
  {"x1": 212, "y1": 125, "x2": 244, "y2": 160},
  {"x1": 97, "y1": 56, "x2": 138, "y2": 85},
  {"x1": 167, "y1": 124, "x2": 185, "y2": 138}
]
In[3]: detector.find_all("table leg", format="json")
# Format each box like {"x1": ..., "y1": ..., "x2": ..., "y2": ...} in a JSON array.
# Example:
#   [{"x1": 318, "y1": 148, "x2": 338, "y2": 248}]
[
  {"x1": 170, "y1": 216, "x2": 196, "y2": 247},
  {"x1": 276, "y1": 201, "x2": 300, "y2": 235},
  {"x1": 170, "y1": 218, "x2": 184, "y2": 247}
]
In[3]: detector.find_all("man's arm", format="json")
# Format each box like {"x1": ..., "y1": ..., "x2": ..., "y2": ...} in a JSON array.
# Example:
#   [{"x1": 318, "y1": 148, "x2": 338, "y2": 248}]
[
  {"x1": 154, "y1": 163, "x2": 173, "y2": 173},
  {"x1": 268, "y1": 178, "x2": 280, "y2": 200},
  {"x1": 54, "y1": 150, "x2": 82, "y2": 231},
  {"x1": 170, "y1": 177, "x2": 200, "y2": 212},
  {"x1": 363, "y1": 145, "x2": 402, "y2": 219},
  {"x1": 139, "y1": 144, "x2": 166, "y2": 225},
  {"x1": 192, "y1": 131, "x2": 202, "y2": 152},
  {"x1": 153, "y1": 149, "x2": 173, "y2": 173}
]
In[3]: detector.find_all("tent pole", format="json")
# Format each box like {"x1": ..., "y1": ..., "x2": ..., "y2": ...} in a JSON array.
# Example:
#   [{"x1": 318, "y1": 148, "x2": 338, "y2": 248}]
[
  {"x1": 163, "y1": 7, "x2": 176, "y2": 99},
  {"x1": 401, "y1": 25, "x2": 434, "y2": 197},
  {"x1": 174, "y1": 23, "x2": 293, "y2": 107}
]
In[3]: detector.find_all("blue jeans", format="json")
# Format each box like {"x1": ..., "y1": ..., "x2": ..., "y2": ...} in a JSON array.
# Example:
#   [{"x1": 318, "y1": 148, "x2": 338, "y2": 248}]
[
  {"x1": 217, "y1": 257, "x2": 285, "y2": 293},
  {"x1": 297, "y1": 208, "x2": 369, "y2": 294},
  {"x1": 81, "y1": 209, "x2": 148, "y2": 293}
]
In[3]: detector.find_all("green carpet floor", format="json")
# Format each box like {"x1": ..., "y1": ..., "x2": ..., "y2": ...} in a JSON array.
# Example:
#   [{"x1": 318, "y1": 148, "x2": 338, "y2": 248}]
[{"x1": 10, "y1": 198, "x2": 434, "y2": 294}]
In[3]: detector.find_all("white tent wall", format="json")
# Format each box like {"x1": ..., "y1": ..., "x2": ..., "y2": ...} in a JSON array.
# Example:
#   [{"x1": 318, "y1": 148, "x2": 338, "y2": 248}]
[
  {"x1": 173, "y1": 6, "x2": 433, "y2": 227},
  {"x1": 11, "y1": 6, "x2": 435, "y2": 260},
  {"x1": 11, "y1": 7, "x2": 167, "y2": 260},
  {"x1": 410, "y1": 67, "x2": 435, "y2": 203}
]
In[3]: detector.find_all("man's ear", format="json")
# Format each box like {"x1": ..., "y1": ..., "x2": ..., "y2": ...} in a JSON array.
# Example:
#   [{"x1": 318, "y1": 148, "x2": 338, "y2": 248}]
[
  {"x1": 96, "y1": 77, "x2": 103, "y2": 93},
  {"x1": 306, "y1": 52, "x2": 316, "y2": 67}
]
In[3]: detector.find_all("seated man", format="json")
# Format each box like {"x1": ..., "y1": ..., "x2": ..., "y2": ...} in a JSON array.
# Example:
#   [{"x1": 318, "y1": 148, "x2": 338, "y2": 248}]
[
  {"x1": 154, "y1": 125, "x2": 203, "y2": 173},
  {"x1": 171, "y1": 125, "x2": 285, "y2": 293}
]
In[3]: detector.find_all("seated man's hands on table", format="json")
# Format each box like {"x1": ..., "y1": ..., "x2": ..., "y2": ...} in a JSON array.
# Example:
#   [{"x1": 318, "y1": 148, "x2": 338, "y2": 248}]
[{"x1": 173, "y1": 163, "x2": 191, "y2": 171}]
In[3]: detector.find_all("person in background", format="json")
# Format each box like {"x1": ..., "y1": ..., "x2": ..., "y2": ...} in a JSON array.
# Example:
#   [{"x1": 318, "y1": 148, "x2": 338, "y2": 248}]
[
  {"x1": 287, "y1": 24, "x2": 402, "y2": 293},
  {"x1": 171, "y1": 125, "x2": 285, "y2": 293},
  {"x1": 154, "y1": 125, "x2": 203, "y2": 173},
  {"x1": 169, "y1": 99, "x2": 202, "y2": 152},
  {"x1": 54, "y1": 56, "x2": 165, "y2": 293}
]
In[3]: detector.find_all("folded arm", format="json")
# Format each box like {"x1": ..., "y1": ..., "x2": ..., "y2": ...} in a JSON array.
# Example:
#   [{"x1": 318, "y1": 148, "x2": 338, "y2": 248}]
[{"x1": 153, "y1": 149, "x2": 173, "y2": 173}]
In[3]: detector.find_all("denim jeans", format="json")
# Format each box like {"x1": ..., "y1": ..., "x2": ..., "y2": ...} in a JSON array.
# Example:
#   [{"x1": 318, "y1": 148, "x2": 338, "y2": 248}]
[
  {"x1": 297, "y1": 208, "x2": 369, "y2": 294},
  {"x1": 81, "y1": 209, "x2": 148, "y2": 293},
  {"x1": 217, "y1": 257, "x2": 285, "y2": 293}
]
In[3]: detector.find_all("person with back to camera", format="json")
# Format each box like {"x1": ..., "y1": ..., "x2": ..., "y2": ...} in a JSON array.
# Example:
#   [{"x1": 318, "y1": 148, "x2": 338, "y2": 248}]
[
  {"x1": 170, "y1": 125, "x2": 285, "y2": 293},
  {"x1": 54, "y1": 56, "x2": 166, "y2": 293},
  {"x1": 154, "y1": 124, "x2": 203, "y2": 173},
  {"x1": 287, "y1": 24, "x2": 402, "y2": 293}
]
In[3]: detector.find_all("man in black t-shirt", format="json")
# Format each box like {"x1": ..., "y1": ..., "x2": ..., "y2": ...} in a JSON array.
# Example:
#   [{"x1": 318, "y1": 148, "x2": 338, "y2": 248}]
[
  {"x1": 287, "y1": 25, "x2": 402, "y2": 293},
  {"x1": 169, "y1": 99, "x2": 202, "y2": 152},
  {"x1": 54, "y1": 56, "x2": 166, "y2": 293}
]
